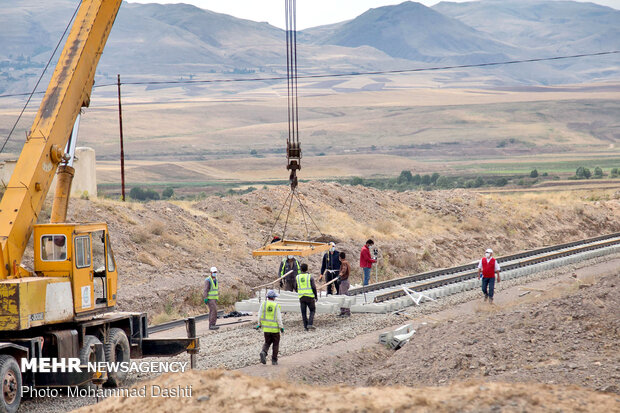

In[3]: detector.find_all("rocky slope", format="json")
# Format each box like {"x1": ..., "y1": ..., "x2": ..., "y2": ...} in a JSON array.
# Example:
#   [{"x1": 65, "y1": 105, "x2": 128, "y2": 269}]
[{"x1": 39, "y1": 183, "x2": 620, "y2": 317}]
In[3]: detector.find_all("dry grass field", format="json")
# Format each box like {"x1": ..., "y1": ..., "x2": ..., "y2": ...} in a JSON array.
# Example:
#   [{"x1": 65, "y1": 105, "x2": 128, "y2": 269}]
[{"x1": 1, "y1": 79, "x2": 618, "y2": 193}]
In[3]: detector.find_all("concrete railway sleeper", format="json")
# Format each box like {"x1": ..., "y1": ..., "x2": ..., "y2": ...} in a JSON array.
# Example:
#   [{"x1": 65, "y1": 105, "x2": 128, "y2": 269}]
[{"x1": 348, "y1": 232, "x2": 620, "y2": 296}]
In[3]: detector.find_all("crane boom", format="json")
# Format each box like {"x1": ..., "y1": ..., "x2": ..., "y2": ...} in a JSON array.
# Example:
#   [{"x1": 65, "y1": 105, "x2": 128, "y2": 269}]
[{"x1": 0, "y1": 0, "x2": 122, "y2": 279}]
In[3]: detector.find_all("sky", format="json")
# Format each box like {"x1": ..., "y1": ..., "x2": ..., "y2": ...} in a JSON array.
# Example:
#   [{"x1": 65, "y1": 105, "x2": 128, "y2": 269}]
[{"x1": 127, "y1": 0, "x2": 620, "y2": 29}]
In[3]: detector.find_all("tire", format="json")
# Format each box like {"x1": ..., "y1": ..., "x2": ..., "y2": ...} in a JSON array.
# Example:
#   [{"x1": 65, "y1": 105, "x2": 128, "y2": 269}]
[
  {"x1": 0, "y1": 354, "x2": 21, "y2": 413},
  {"x1": 79, "y1": 335, "x2": 102, "y2": 389},
  {"x1": 103, "y1": 328, "x2": 130, "y2": 387}
]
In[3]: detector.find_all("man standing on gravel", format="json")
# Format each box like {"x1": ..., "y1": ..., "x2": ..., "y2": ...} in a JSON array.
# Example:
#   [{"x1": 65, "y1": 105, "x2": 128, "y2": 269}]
[
  {"x1": 478, "y1": 249, "x2": 501, "y2": 303},
  {"x1": 338, "y1": 252, "x2": 351, "y2": 317},
  {"x1": 257, "y1": 289, "x2": 284, "y2": 365},
  {"x1": 360, "y1": 239, "x2": 377, "y2": 286},
  {"x1": 204, "y1": 266, "x2": 220, "y2": 330},
  {"x1": 279, "y1": 255, "x2": 301, "y2": 292},
  {"x1": 319, "y1": 242, "x2": 341, "y2": 295},
  {"x1": 295, "y1": 263, "x2": 318, "y2": 331}
]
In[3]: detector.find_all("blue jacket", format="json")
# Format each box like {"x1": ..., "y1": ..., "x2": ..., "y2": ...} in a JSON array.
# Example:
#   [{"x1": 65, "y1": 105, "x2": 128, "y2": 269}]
[{"x1": 321, "y1": 250, "x2": 341, "y2": 275}]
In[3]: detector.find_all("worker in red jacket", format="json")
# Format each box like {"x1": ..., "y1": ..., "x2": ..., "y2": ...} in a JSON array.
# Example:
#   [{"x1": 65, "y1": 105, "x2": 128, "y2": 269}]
[
  {"x1": 359, "y1": 239, "x2": 377, "y2": 286},
  {"x1": 478, "y1": 248, "x2": 501, "y2": 303}
]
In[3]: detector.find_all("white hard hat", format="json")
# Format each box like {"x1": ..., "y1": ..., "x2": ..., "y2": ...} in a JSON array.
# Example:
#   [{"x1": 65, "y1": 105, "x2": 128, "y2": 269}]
[
  {"x1": 329, "y1": 242, "x2": 336, "y2": 247},
  {"x1": 287, "y1": 255, "x2": 294, "y2": 259},
  {"x1": 485, "y1": 249, "x2": 493, "y2": 254},
  {"x1": 210, "y1": 266, "x2": 218, "y2": 273}
]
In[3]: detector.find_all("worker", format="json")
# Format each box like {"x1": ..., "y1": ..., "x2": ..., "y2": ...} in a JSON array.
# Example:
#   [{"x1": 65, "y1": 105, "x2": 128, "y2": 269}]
[
  {"x1": 279, "y1": 255, "x2": 300, "y2": 292},
  {"x1": 338, "y1": 252, "x2": 351, "y2": 317},
  {"x1": 478, "y1": 249, "x2": 501, "y2": 303},
  {"x1": 319, "y1": 242, "x2": 341, "y2": 295},
  {"x1": 256, "y1": 289, "x2": 284, "y2": 365},
  {"x1": 204, "y1": 266, "x2": 220, "y2": 330},
  {"x1": 295, "y1": 263, "x2": 318, "y2": 331},
  {"x1": 359, "y1": 239, "x2": 377, "y2": 286}
]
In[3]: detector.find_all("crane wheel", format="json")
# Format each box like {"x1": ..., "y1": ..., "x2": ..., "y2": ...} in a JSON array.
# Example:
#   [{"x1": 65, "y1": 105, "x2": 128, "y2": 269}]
[
  {"x1": 79, "y1": 335, "x2": 102, "y2": 390},
  {"x1": 104, "y1": 328, "x2": 130, "y2": 387},
  {"x1": 0, "y1": 354, "x2": 21, "y2": 413}
]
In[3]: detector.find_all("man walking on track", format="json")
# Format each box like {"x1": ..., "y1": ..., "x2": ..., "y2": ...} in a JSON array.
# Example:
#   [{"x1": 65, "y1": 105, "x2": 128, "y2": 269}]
[
  {"x1": 296, "y1": 263, "x2": 318, "y2": 331},
  {"x1": 478, "y1": 248, "x2": 501, "y2": 303},
  {"x1": 257, "y1": 290, "x2": 283, "y2": 365},
  {"x1": 360, "y1": 239, "x2": 377, "y2": 286},
  {"x1": 204, "y1": 266, "x2": 220, "y2": 330}
]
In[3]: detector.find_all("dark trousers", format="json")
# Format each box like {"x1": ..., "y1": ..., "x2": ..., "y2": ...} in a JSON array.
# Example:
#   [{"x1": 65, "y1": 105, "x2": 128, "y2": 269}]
[
  {"x1": 262, "y1": 332, "x2": 280, "y2": 361},
  {"x1": 482, "y1": 277, "x2": 496, "y2": 299},
  {"x1": 207, "y1": 300, "x2": 218, "y2": 326},
  {"x1": 299, "y1": 296, "x2": 316, "y2": 328},
  {"x1": 325, "y1": 271, "x2": 340, "y2": 295},
  {"x1": 283, "y1": 279, "x2": 296, "y2": 292}
]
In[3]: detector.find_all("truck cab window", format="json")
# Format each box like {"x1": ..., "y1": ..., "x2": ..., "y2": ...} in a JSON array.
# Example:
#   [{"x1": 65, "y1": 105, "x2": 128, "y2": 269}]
[
  {"x1": 106, "y1": 234, "x2": 116, "y2": 273},
  {"x1": 92, "y1": 230, "x2": 106, "y2": 276},
  {"x1": 74, "y1": 236, "x2": 91, "y2": 268},
  {"x1": 41, "y1": 235, "x2": 67, "y2": 261}
]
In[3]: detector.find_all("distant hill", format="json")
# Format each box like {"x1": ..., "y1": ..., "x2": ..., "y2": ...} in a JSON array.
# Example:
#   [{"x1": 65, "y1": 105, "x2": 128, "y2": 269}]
[
  {"x1": 0, "y1": 0, "x2": 619, "y2": 95},
  {"x1": 433, "y1": 0, "x2": 620, "y2": 53},
  {"x1": 315, "y1": 1, "x2": 515, "y2": 63}
]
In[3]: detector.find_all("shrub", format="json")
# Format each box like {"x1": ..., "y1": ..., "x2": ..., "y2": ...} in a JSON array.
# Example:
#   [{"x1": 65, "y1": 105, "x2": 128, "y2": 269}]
[
  {"x1": 611, "y1": 168, "x2": 619, "y2": 178},
  {"x1": 129, "y1": 186, "x2": 160, "y2": 201},
  {"x1": 397, "y1": 170, "x2": 413, "y2": 184},
  {"x1": 575, "y1": 166, "x2": 591, "y2": 179},
  {"x1": 351, "y1": 177, "x2": 364, "y2": 186},
  {"x1": 530, "y1": 169, "x2": 538, "y2": 178},
  {"x1": 162, "y1": 187, "x2": 174, "y2": 199},
  {"x1": 594, "y1": 166, "x2": 603, "y2": 178}
]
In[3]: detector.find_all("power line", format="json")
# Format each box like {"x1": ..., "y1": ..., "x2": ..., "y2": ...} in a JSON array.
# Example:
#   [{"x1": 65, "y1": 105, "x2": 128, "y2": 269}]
[
  {"x1": 0, "y1": 1, "x2": 81, "y2": 152},
  {"x1": 0, "y1": 50, "x2": 617, "y2": 100}
]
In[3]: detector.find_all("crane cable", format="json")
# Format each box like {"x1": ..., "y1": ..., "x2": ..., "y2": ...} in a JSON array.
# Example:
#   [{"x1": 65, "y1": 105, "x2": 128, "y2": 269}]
[{"x1": 262, "y1": 0, "x2": 324, "y2": 246}]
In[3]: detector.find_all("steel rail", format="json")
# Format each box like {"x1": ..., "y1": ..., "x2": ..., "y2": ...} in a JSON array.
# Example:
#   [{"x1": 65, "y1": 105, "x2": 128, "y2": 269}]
[
  {"x1": 370, "y1": 236, "x2": 620, "y2": 303},
  {"x1": 348, "y1": 232, "x2": 620, "y2": 297}
]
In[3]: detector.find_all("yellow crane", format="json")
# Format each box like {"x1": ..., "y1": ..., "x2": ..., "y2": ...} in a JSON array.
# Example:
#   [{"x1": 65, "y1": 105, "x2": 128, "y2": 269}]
[{"x1": 0, "y1": 2, "x2": 197, "y2": 411}]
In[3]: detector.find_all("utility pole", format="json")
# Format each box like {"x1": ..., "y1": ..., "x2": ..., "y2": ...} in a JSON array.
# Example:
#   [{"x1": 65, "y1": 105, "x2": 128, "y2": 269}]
[{"x1": 117, "y1": 74, "x2": 126, "y2": 201}]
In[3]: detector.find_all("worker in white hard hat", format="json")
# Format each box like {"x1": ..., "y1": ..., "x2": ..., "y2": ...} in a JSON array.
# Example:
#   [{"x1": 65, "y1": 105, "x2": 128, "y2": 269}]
[
  {"x1": 278, "y1": 255, "x2": 300, "y2": 292},
  {"x1": 204, "y1": 266, "x2": 220, "y2": 330},
  {"x1": 478, "y1": 249, "x2": 501, "y2": 303},
  {"x1": 256, "y1": 289, "x2": 283, "y2": 365}
]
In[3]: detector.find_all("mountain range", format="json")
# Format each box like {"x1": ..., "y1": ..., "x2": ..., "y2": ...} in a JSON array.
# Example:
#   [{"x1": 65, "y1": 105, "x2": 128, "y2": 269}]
[{"x1": 0, "y1": 0, "x2": 618, "y2": 95}]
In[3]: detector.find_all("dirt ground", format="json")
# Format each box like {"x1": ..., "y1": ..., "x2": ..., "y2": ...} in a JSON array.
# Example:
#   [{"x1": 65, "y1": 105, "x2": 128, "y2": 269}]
[
  {"x1": 289, "y1": 270, "x2": 620, "y2": 395},
  {"x1": 72, "y1": 257, "x2": 620, "y2": 413},
  {"x1": 74, "y1": 369, "x2": 619, "y2": 413},
  {"x1": 27, "y1": 183, "x2": 619, "y2": 320}
]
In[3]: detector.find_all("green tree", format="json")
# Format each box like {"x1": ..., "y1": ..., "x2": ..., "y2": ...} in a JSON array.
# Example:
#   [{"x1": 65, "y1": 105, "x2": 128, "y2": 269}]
[
  {"x1": 611, "y1": 168, "x2": 619, "y2": 178},
  {"x1": 162, "y1": 187, "x2": 174, "y2": 199},
  {"x1": 436, "y1": 175, "x2": 451, "y2": 188},
  {"x1": 421, "y1": 174, "x2": 431, "y2": 185},
  {"x1": 474, "y1": 176, "x2": 484, "y2": 187},
  {"x1": 397, "y1": 170, "x2": 413, "y2": 184},
  {"x1": 351, "y1": 177, "x2": 363, "y2": 186},
  {"x1": 430, "y1": 172, "x2": 440, "y2": 184},
  {"x1": 530, "y1": 169, "x2": 538, "y2": 178},
  {"x1": 496, "y1": 177, "x2": 508, "y2": 187},
  {"x1": 129, "y1": 187, "x2": 146, "y2": 201},
  {"x1": 594, "y1": 166, "x2": 603, "y2": 178},
  {"x1": 411, "y1": 174, "x2": 421, "y2": 185},
  {"x1": 576, "y1": 167, "x2": 591, "y2": 179}
]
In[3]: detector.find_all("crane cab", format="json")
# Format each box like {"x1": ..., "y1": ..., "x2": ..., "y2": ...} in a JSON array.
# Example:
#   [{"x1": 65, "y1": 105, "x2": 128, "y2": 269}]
[
  {"x1": 0, "y1": 223, "x2": 118, "y2": 331},
  {"x1": 33, "y1": 223, "x2": 118, "y2": 316}
]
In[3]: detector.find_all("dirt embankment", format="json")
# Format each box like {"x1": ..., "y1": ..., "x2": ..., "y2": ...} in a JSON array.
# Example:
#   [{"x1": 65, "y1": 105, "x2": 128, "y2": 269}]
[
  {"x1": 295, "y1": 272, "x2": 620, "y2": 396},
  {"x1": 74, "y1": 369, "x2": 619, "y2": 413},
  {"x1": 49, "y1": 183, "x2": 620, "y2": 317}
]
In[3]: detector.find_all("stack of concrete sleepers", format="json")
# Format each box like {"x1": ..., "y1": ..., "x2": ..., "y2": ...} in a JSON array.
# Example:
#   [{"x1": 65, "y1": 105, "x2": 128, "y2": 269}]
[{"x1": 235, "y1": 290, "x2": 354, "y2": 314}]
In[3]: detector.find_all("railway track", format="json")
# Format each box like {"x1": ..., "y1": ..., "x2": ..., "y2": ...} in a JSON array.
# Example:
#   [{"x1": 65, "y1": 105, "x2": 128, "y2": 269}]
[{"x1": 349, "y1": 232, "x2": 620, "y2": 305}]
